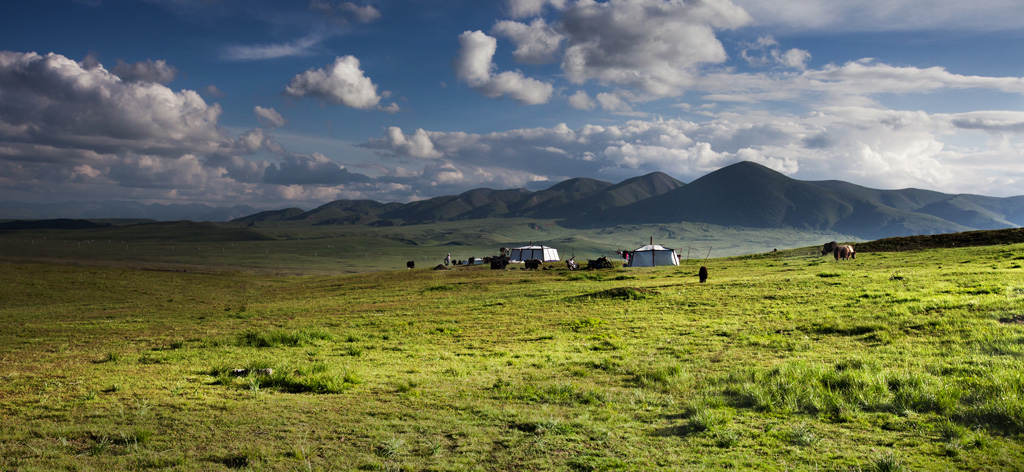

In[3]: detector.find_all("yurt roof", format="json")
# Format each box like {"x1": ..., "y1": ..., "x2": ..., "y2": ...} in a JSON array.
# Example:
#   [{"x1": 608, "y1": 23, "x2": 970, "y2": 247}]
[{"x1": 632, "y1": 244, "x2": 674, "y2": 252}]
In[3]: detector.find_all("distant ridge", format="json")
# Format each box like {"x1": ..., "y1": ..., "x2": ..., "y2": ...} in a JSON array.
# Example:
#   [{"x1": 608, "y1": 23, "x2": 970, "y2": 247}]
[
  {"x1": 0, "y1": 201, "x2": 259, "y2": 222},
  {"x1": 232, "y1": 162, "x2": 1024, "y2": 239},
  {"x1": 0, "y1": 218, "x2": 110, "y2": 230}
]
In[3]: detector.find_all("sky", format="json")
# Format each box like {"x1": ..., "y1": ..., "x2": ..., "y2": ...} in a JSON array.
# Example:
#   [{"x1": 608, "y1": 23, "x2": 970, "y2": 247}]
[{"x1": 3, "y1": 0, "x2": 1024, "y2": 211}]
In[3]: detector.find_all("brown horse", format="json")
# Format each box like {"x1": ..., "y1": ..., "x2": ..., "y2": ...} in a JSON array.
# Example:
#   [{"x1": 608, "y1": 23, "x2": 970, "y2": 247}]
[{"x1": 833, "y1": 245, "x2": 855, "y2": 260}]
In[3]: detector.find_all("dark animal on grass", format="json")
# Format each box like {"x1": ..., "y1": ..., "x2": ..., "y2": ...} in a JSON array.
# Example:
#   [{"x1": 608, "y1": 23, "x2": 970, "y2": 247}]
[
  {"x1": 821, "y1": 241, "x2": 839, "y2": 256},
  {"x1": 587, "y1": 257, "x2": 614, "y2": 270},
  {"x1": 524, "y1": 259, "x2": 542, "y2": 270},
  {"x1": 698, "y1": 266, "x2": 708, "y2": 283},
  {"x1": 490, "y1": 256, "x2": 509, "y2": 270},
  {"x1": 406, "y1": 260, "x2": 415, "y2": 269},
  {"x1": 833, "y1": 245, "x2": 855, "y2": 260}
]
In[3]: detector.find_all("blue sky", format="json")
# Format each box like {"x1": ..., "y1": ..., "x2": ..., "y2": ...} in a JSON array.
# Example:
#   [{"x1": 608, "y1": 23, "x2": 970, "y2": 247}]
[{"x1": 3, "y1": 0, "x2": 1024, "y2": 210}]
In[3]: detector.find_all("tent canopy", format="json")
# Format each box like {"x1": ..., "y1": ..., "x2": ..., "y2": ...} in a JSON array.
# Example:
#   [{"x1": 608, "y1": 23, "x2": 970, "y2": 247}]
[
  {"x1": 509, "y1": 245, "x2": 560, "y2": 262},
  {"x1": 627, "y1": 244, "x2": 679, "y2": 267}
]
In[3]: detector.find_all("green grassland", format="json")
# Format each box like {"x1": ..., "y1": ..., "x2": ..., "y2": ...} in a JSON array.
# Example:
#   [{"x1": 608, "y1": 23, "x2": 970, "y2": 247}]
[
  {"x1": 2, "y1": 230, "x2": 1024, "y2": 471},
  {"x1": 0, "y1": 218, "x2": 854, "y2": 274}
]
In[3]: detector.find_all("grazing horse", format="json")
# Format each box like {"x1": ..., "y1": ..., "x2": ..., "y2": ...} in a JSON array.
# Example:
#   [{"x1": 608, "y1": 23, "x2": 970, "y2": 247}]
[
  {"x1": 698, "y1": 266, "x2": 708, "y2": 283},
  {"x1": 834, "y1": 245, "x2": 855, "y2": 260},
  {"x1": 822, "y1": 241, "x2": 839, "y2": 256},
  {"x1": 406, "y1": 260, "x2": 415, "y2": 269}
]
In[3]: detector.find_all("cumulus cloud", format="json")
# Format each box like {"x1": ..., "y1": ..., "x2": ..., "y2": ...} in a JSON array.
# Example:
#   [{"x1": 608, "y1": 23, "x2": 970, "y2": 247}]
[
  {"x1": 567, "y1": 90, "x2": 596, "y2": 110},
  {"x1": 373, "y1": 127, "x2": 444, "y2": 159},
  {"x1": 309, "y1": 0, "x2": 382, "y2": 24},
  {"x1": 235, "y1": 128, "x2": 284, "y2": 155},
  {"x1": 558, "y1": 0, "x2": 752, "y2": 96},
  {"x1": 454, "y1": 30, "x2": 554, "y2": 104},
  {"x1": 359, "y1": 108, "x2": 1024, "y2": 197},
  {"x1": 285, "y1": 55, "x2": 399, "y2": 111},
  {"x1": 112, "y1": 58, "x2": 179, "y2": 83},
  {"x1": 0, "y1": 51, "x2": 227, "y2": 156},
  {"x1": 0, "y1": 50, "x2": 391, "y2": 209},
  {"x1": 595, "y1": 92, "x2": 634, "y2": 113},
  {"x1": 492, "y1": 18, "x2": 564, "y2": 64},
  {"x1": 254, "y1": 106, "x2": 286, "y2": 128},
  {"x1": 263, "y1": 152, "x2": 372, "y2": 185}
]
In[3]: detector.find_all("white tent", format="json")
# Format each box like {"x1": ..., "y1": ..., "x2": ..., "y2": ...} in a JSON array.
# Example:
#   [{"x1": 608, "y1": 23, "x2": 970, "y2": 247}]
[
  {"x1": 509, "y1": 245, "x2": 560, "y2": 262},
  {"x1": 627, "y1": 244, "x2": 679, "y2": 267}
]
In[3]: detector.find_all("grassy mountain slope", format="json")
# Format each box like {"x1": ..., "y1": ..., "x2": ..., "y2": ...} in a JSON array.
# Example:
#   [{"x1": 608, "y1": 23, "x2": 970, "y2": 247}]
[
  {"x1": 614, "y1": 162, "x2": 982, "y2": 238},
  {"x1": 557, "y1": 172, "x2": 684, "y2": 219},
  {"x1": 232, "y1": 207, "x2": 305, "y2": 223},
  {"x1": 232, "y1": 162, "x2": 1022, "y2": 240},
  {"x1": 508, "y1": 177, "x2": 614, "y2": 217}
]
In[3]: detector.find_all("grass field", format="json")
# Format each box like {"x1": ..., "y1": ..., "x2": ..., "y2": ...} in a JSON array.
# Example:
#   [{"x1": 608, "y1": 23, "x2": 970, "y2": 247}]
[
  {"x1": 1, "y1": 227, "x2": 1023, "y2": 470},
  {"x1": 0, "y1": 218, "x2": 854, "y2": 274}
]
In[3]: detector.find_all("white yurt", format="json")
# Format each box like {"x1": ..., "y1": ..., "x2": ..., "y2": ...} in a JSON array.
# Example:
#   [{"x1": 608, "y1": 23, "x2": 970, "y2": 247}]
[
  {"x1": 626, "y1": 241, "x2": 679, "y2": 267},
  {"x1": 509, "y1": 244, "x2": 560, "y2": 262}
]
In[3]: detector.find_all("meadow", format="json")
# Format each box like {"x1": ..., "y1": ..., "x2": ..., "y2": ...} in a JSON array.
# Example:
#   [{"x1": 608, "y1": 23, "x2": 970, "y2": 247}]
[
  {"x1": 0, "y1": 218, "x2": 852, "y2": 274},
  {"x1": 1, "y1": 227, "x2": 1023, "y2": 470}
]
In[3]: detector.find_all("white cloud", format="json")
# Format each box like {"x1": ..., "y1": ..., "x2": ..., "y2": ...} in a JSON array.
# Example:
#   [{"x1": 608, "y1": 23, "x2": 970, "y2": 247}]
[
  {"x1": 492, "y1": 18, "x2": 565, "y2": 64},
  {"x1": 254, "y1": 106, "x2": 286, "y2": 128},
  {"x1": 0, "y1": 51, "x2": 227, "y2": 157},
  {"x1": 694, "y1": 59, "x2": 1024, "y2": 108},
  {"x1": 235, "y1": 128, "x2": 284, "y2": 155},
  {"x1": 734, "y1": 0, "x2": 1024, "y2": 32},
  {"x1": 285, "y1": 55, "x2": 399, "y2": 111},
  {"x1": 559, "y1": 0, "x2": 752, "y2": 96},
  {"x1": 740, "y1": 36, "x2": 810, "y2": 70},
  {"x1": 222, "y1": 32, "x2": 326, "y2": 60},
  {"x1": 568, "y1": 90, "x2": 596, "y2": 110},
  {"x1": 803, "y1": 60, "x2": 1024, "y2": 95},
  {"x1": 454, "y1": 30, "x2": 554, "y2": 105},
  {"x1": 360, "y1": 108, "x2": 1024, "y2": 197},
  {"x1": 112, "y1": 58, "x2": 179, "y2": 83},
  {"x1": 505, "y1": 0, "x2": 568, "y2": 18},
  {"x1": 595, "y1": 92, "x2": 634, "y2": 113},
  {"x1": 0, "y1": 50, "x2": 389, "y2": 209},
  {"x1": 377, "y1": 127, "x2": 444, "y2": 159}
]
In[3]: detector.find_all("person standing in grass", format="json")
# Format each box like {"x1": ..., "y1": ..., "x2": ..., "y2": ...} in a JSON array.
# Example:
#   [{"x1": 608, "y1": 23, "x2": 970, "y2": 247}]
[{"x1": 444, "y1": 253, "x2": 451, "y2": 266}]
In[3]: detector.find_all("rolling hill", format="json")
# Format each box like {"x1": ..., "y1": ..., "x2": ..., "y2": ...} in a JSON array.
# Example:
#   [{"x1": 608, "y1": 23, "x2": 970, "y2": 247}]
[{"x1": 233, "y1": 162, "x2": 1024, "y2": 240}]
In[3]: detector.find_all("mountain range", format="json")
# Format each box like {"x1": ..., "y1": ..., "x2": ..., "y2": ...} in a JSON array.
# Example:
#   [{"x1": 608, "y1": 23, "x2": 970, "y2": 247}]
[{"x1": 234, "y1": 161, "x2": 1024, "y2": 240}]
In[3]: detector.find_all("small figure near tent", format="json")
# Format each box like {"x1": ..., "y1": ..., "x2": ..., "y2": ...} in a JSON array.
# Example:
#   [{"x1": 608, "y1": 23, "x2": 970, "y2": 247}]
[
  {"x1": 698, "y1": 266, "x2": 708, "y2": 283},
  {"x1": 623, "y1": 252, "x2": 630, "y2": 264},
  {"x1": 444, "y1": 253, "x2": 451, "y2": 266}
]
